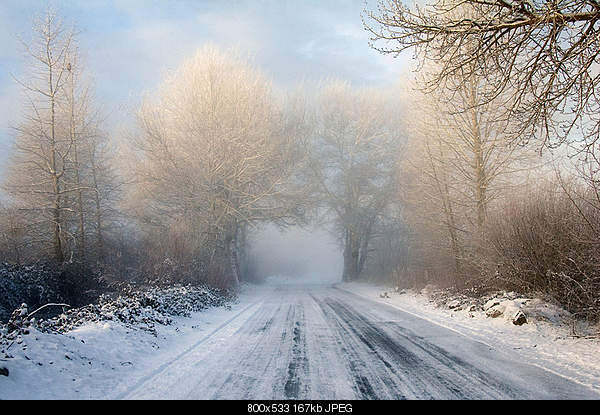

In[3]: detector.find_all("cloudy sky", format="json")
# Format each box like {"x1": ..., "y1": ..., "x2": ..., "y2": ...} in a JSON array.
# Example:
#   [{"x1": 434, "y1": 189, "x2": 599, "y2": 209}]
[{"x1": 0, "y1": 0, "x2": 413, "y2": 167}]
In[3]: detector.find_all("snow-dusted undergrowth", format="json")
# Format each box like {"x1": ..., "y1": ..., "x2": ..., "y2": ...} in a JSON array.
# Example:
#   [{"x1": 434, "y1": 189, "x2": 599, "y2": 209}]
[
  {"x1": 339, "y1": 282, "x2": 600, "y2": 393},
  {"x1": 0, "y1": 283, "x2": 237, "y2": 399}
]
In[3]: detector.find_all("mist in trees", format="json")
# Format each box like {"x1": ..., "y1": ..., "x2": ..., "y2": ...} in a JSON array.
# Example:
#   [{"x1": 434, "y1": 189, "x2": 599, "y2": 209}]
[
  {"x1": 363, "y1": 0, "x2": 600, "y2": 319},
  {"x1": 130, "y1": 45, "x2": 308, "y2": 288},
  {"x1": 2, "y1": 10, "x2": 119, "y2": 268},
  {"x1": 0, "y1": 9, "x2": 385, "y2": 289},
  {"x1": 247, "y1": 224, "x2": 342, "y2": 284},
  {"x1": 2, "y1": 3, "x2": 600, "y2": 320},
  {"x1": 308, "y1": 80, "x2": 404, "y2": 282}
]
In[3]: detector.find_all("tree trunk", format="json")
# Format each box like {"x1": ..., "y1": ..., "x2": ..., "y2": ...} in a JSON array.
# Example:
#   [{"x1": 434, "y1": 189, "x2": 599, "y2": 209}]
[
  {"x1": 50, "y1": 97, "x2": 64, "y2": 264},
  {"x1": 89, "y1": 147, "x2": 105, "y2": 264},
  {"x1": 70, "y1": 73, "x2": 86, "y2": 263},
  {"x1": 48, "y1": 43, "x2": 63, "y2": 264},
  {"x1": 226, "y1": 227, "x2": 240, "y2": 288},
  {"x1": 469, "y1": 79, "x2": 487, "y2": 233},
  {"x1": 342, "y1": 228, "x2": 360, "y2": 282}
]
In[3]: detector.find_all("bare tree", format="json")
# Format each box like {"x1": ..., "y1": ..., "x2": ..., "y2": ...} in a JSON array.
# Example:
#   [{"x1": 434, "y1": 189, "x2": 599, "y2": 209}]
[
  {"x1": 85, "y1": 129, "x2": 121, "y2": 266},
  {"x1": 3, "y1": 9, "x2": 118, "y2": 270},
  {"x1": 4, "y1": 9, "x2": 76, "y2": 263},
  {"x1": 400, "y1": 72, "x2": 536, "y2": 286},
  {"x1": 309, "y1": 80, "x2": 403, "y2": 282},
  {"x1": 64, "y1": 49, "x2": 87, "y2": 262},
  {"x1": 365, "y1": 0, "x2": 600, "y2": 156},
  {"x1": 132, "y1": 45, "x2": 306, "y2": 287}
]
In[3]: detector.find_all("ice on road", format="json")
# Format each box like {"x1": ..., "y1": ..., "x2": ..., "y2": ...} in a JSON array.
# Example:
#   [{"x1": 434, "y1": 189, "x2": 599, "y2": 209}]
[{"x1": 115, "y1": 283, "x2": 599, "y2": 400}]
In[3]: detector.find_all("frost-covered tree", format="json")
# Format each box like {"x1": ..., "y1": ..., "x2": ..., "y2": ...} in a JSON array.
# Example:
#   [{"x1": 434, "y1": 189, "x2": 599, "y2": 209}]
[
  {"x1": 3, "y1": 9, "x2": 118, "y2": 267},
  {"x1": 365, "y1": 0, "x2": 600, "y2": 156},
  {"x1": 309, "y1": 81, "x2": 403, "y2": 282},
  {"x1": 4, "y1": 10, "x2": 77, "y2": 263},
  {"x1": 132, "y1": 45, "x2": 305, "y2": 287},
  {"x1": 400, "y1": 72, "x2": 536, "y2": 285}
]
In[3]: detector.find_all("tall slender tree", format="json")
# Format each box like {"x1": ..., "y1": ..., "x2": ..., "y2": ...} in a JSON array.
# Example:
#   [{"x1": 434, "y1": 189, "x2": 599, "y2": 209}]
[{"x1": 5, "y1": 9, "x2": 76, "y2": 263}]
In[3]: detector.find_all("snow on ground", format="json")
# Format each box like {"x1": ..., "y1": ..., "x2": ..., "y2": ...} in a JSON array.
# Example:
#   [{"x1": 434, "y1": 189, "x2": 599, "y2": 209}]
[
  {"x1": 338, "y1": 282, "x2": 600, "y2": 393},
  {"x1": 0, "y1": 284, "x2": 259, "y2": 399},
  {"x1": 3, "y1": 278, "x2": 599, "y2": 399}
]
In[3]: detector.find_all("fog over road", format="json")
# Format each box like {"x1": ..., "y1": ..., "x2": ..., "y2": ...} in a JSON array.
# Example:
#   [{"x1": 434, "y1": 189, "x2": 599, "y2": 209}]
[{"x1": 116, "y1": 283, "x2": 599, "y2": 400}]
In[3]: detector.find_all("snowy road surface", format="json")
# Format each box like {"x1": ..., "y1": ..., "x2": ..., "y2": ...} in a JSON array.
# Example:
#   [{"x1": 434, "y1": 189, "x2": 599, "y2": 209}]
[{"x1": 115, "y1": 283, "x2": 599, "y2": 400}]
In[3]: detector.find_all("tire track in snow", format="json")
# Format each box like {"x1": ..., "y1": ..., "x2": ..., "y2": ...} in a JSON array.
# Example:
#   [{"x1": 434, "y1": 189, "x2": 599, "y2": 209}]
[
  {"x1": 114, "y1": 300, "x2": 263, "y2": 399},
  {"x1": 283, "y1": 304, "x2": 309, "y2": 398},
  {"x1": 330, "y1": 287, "x2": 600, "y2": 399},
  {"x1": 310, "y1": 293, "x2": 387, "y2": 399},
  {"x1": 207, "y1": 303, "x2": 286, "y2": 399},
  {"x1": 322, "y1": 297, "x2": 516, "y2": 399}
]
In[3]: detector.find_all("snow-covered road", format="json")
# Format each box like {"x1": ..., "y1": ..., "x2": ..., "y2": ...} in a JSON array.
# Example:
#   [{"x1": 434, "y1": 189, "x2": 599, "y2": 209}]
[{"x1": 114, "y1": 283, "x2": 599, "y2": 399}]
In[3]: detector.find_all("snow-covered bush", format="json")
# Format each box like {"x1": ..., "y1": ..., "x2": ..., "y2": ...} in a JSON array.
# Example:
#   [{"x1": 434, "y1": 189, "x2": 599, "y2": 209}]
[
  {"x1": 0, "y1": 283, "x2": 234, "y2": 354},
  {"x1": 480, "y1": 186, "x2": 600, "y2": 321},
  {"x1": 0, "y1": 263, "x2": 107, "y2": 323}
]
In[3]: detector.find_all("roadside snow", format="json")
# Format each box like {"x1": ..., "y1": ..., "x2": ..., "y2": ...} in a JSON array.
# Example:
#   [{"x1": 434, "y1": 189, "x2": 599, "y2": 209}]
[
  {"x1": 3, "y1": 279, "x2": 599, "y2": 399},
  {"x1": 338, "y1": 282, "x2": 600, "y2": 393},
  {"x1": 0, "y1": 284, "x2": 258, "y2": 399}
]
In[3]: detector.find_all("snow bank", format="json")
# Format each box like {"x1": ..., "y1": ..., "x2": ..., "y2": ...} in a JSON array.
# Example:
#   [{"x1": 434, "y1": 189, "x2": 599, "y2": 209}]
[{"x1": 0, "y1": 283, "x2": 237, "y2": 399}]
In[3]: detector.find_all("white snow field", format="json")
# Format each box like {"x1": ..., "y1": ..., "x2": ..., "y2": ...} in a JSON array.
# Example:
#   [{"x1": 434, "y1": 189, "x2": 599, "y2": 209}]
[{"x1": 1, "y1": 280, "x2": 599, "y2": 400}]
